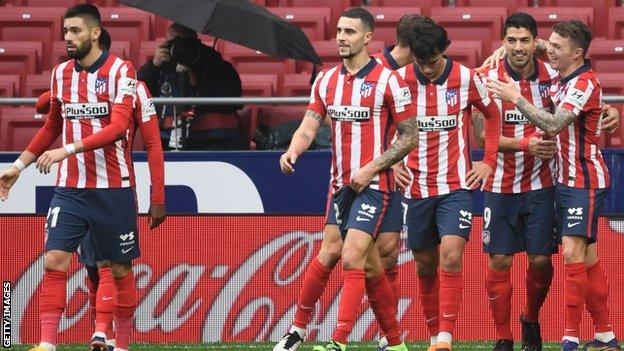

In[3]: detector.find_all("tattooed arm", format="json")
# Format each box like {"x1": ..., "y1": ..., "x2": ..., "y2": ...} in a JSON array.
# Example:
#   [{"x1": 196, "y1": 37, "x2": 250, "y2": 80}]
[
  {"x1": 516, "y1": 97, "x2": 576, "y2": 136},
  {"x1": 279, "y1": 109, "x2": 326, "y2": 174},
  {"x1": 472, "y1": 111, "x2": 486, "y2": 148},
  {"x1": 349, "y1": 116, "x2": 419, "y2": 193}
]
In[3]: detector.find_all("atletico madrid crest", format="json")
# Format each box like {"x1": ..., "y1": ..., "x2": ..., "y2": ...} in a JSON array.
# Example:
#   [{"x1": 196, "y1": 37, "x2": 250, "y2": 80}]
[
  {"x1": 445, "y1": 89, "x2": 458, "y2": 107},
  {"x1": 539, "y1": 83, "x2": 549, "y2": 99},
  {"x1": 360, "y1": 81, "x2": 374, "y2": 98},
  {"x1": 95, "y1": 77, "x2": 108, "y2": 95}
]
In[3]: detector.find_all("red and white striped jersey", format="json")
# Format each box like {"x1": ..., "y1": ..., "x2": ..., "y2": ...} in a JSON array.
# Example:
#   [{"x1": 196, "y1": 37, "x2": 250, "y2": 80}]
[
  {"x1": 372, "y1": 46, "x2": 402, "y2": 71},
  {"x1": 308, "y1": 58, "x2": 415, "y2": 193},
  {"x1": 397, "y1": 58, "x2": 499, "y2": 199},
  {"x1": 549, "y1": 60, "x2": 609, "y2": 189},
  {"x1": 50, "y1": 51, "x2": 137, "y2": 189},
  {"x1": 480, "y1": 59, "x2": 558, "y2": 193}
]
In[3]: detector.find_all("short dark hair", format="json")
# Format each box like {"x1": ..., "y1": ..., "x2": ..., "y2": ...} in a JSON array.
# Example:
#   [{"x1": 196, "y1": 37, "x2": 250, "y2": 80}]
[
  {"x1": 503, "y1": 12, "x2": 538, "y2": 39},
  {"x1": 396, "y1": 14, "x2": 422, "y2": 46},
  {"x1": 99, "y1": 27, "x2": 111, "y2": 51},
  {"x1": 409, "y1": 16, "x2": 450, "y2": 61},
  {"x1": 553, "y1": 20, "x2": 592, "y2": 56},
  {"x1": 169, "y1": 23, "x2": 198, "y2": 39},
  {"x1": 64, "y1": 4, "x2": 101, "y2": 27},
  {"x1": 340, "y1": 7, "x2": 374, "y2": 32}
]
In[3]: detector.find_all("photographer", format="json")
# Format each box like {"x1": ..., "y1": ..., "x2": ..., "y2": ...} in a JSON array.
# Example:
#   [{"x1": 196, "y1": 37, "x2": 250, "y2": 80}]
[{"x1": 138, "y1": 23, "x2": 243, "y2": 150}]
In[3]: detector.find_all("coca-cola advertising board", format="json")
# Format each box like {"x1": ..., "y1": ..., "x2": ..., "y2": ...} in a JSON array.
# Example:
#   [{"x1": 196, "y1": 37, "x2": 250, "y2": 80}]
[{"x1": 2, "y1": 215, "x2": 624, "y2": 344}]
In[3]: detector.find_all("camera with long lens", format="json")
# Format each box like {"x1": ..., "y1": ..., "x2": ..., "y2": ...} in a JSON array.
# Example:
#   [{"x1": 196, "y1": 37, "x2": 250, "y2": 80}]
[{"x1": 162, "y1": 36, "x2": 203, "y2": 68}]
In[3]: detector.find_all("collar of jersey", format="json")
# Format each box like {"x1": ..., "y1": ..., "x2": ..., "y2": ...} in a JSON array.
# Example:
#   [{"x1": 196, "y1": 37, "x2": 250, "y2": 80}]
[
  {"x1": 383, "y1": 45, "x2": 401, "y2": 70},
  {"x1": 560, "y1": 59, "x2": 591, "y2": 85},
  {"x1": 414, "y1": 56, "x2": 453, "y2": 85},
  {"x1": 340, "y1": 57, "x2": 377, "y2": 78},
  {"x1": 504, "y1": 57, "x2": 539, "y2": 82},
  {"x1": 74, "y1": 51, "x2": 109, "y2": 73}
]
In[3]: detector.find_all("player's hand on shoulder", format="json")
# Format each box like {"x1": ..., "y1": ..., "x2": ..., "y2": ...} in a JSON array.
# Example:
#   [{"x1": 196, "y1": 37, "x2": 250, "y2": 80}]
[
  {"x1": 0, "y1": 166, "x2": 20, "y2": 201},
  {"x1": 36, "y1": 147, "x2": 69, "y2": 175},
  {"x1": 392, "y1": 162, "x2": 411, "y2": 191},
  {"x1": 148, "y1": 203, "x2": 166, "y2": 229},
  {"x1": 279, "y1": 150, "x2": 298, "y2": 174},
  {"x1": 466, "y1": 161, "x2": 494, "y2": 191},
  {"x1": 601, "y1": 104, "x2": 620, "y2": 134},
  {"x1": 481, "y1": 45, "x2": 506, "y2": 70}
]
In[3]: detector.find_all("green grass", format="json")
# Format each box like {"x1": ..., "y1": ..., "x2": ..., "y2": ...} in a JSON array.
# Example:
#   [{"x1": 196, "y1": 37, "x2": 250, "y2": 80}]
[{"x1": 7, "y1": 341, "x2": 565, "y2": 350}]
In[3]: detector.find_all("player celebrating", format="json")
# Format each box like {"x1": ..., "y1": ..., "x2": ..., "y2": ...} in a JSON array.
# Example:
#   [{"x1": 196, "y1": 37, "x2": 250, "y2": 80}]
[
  {"x1": 394, "y1": 17, "x2": 501, "y2": 351},
  {"x1": 275, "y1": 8, "x2": 417, "y2": 351},
  {"x1": 487, "y1": 20, "x2": 621, "y2": 351},
  {"x1": 474, "y1": 13, "x2": 558, "y2": 351},
  {"x1": 0, "y1": 4, "x2": 139, "y2": 351}
]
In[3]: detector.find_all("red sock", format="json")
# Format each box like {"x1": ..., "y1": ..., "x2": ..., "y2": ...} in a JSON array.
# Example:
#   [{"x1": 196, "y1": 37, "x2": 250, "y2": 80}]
[
  {"x1": 385, "y1": 266, "x2": 400, "y2": 315},
  {"x1": 96, "y1": 268, "x2": 116, "y2": 334},
  {"x1": 86, "y1": 276, "x2": 98, "y2": 326},
  {"x1": 39, "y1": 269, "x2": 67, "y2": 345},
  {"x1": 439, "y1": 270, "x2": 462, "y2": 334},
  {"x1": 486, "y1": 267, "x2": 513, "y2": 340},
  {"x1": 523, "y1": 264, "x2": 553, "y2": 322},
  {"x1": 114, "y1": 271, "x2": 137, "y2": 350},
  {"x1": 366, "y1": 274, "x2": 401, "y2": 345},
  {"x1": 564, "y1": 262, "x2": 588, "y2": 338},
  {"x1": 586, "y1": 261, "x2": 613, "y2": 333},
  {"x1": 332, "y1": 269, "x2": 366, "y2": 344},
  {"x1": 293, "y1": 257, "x2": 332, "y2": 329},
  {"x1": 418, "y1": 272, "x2": 439, "y2": 338}
]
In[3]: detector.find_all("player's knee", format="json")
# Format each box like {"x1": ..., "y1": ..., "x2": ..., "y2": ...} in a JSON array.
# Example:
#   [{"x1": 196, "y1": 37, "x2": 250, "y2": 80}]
[
  {"x1": 364, "y1": 260, "x2": 383, "y2": 279},
  {"x1": 489, "y1": 254, "x2": 513, "y2": 271},
  {"x1": 440, "y1": 250, "x2": 463, "y2": 272},
  {"x1": 317, "y1": 244, "x2": 341, "y2": 268},
  {"x1": 562, "y1": 244, "x2": 585, "y2": 264},
  {"x1": 44, "y1": 250, "x2": 71, "y2": 271},
  {"x1": 528, "y1": 255, "x2": 552, "y2": 271},
  {"x1": 381, "y1": 249, "x2": 399, "y2": 270},
  {"x1": 110, "y1": 261, "x2": 133, "y2": 279},
  {"x1": 412, "y1": 249, "x2": 439, "y2": 277}
]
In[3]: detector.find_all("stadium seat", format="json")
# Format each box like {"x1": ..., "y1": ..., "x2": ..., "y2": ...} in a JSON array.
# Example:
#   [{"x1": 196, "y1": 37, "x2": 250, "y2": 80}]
[
  {"x1": 608, "y1": 7, "x2": 624, "y2": 39},
  {"x1": 9, "y1": 0, "x2": 80, "y2": 5},
  {"x1": 267, "y1": 7, "x2": 330, "y2": 41},
  {"x1": 138, "y1": 40, "x2": 159, "y2": 67},
  {"x1": 257, "y1": 105, "x2": 307, "y2": 128},
  {"x1": 0, "y1": 107, "x2": 50, "y2": 151},
  {"x1": 446, "y1": 40, "x2": 482, "y2": 68},
  {"x1": 278, "y1": 0, "x2": 352, "y2": 36},
  {"x1": 300, "y1": 40, "x2": 385, "y2": 72},
  {"x1": 543, "y1": 0, "x2": 617, "y2": 37},
  {"x1": 452, "y1": 0, "x2": 529, "y2": 12},
  {"x1": 222, "y1": 42, "x2": 297, "y2": 76},
  {"x1": 0, "y1": 41, "x2": 42, "y2": 79},
  {"x1": 237, "y1": 107, "x2": 256, "y2": 148},
  {"x1": 518, "y1": 7, "x2": 593, "y2": 41},
  {"x1": 431, "y1": 7, "x2": 506, "y2": 55},
  {"x1": 240, "y1": 74, "x2": 279, "y2": 97},
  {"x1": 0, "y1": 7, "x2": 63, "y2": 70},
  {"x1": 51, "y1": 40, "x2": 131, "y2": 68},
  {"x1": 0, "y1": 75, "x2": 20, "y2": 97},
  {"x1": 282, "y1": 73, "x2": 313, "y2": 96},
  {"x1": 23, "y1": 74, "x2": 50, "y2": 98},
  {"x1": 597, "y1": 72, "x2": 624, "y2": 147},
  {"x1": 99, "y1": 7, "x2": 154, "y2": 62},
  {"x1": 367, "y1": 0, "x2": 443, "y2": 17},
  {"x1": 363, "y1": 7, "x2": 422, "y2": 45},
  {"x1": 588, "y1": 39, "x2": 624, "y2": 74}
]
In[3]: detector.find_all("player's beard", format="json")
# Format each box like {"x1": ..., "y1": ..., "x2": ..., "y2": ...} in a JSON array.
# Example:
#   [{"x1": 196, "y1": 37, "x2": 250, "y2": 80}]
[{"x1": 68, "y1": 39, "x2": 92, "y2": 60}]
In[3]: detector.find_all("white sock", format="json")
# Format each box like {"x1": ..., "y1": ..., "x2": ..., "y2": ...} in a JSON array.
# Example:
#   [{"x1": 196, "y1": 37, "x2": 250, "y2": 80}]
[
  {"x1": 289, "y1": 325, "x2": 306, "y2": 339},
  {"x1": 92, "y1": 331, "x2": 107, "y2": 339},
  {"x1": 430, "y1": 336, "x2": 438, "y2": 345},
  {"x1": 39, "y1": 342, "x2": 56, "y2": 351},
  {"x1": 563, "y1": 336, "x2": 580, "y2": 344},
  {"x1": 106, "y1": 338, "x2": 117, "y2": 347},
  {"x1": 437, "y1": 332, "x2": 452, "y2": 344},
  {"x1": 595, "y1": 331, "x2": 616, "y2": 343}
]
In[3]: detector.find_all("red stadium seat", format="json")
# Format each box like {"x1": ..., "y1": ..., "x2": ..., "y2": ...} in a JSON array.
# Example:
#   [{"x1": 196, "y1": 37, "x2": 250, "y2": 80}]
[
  {"x1": 544, "y1": 0, "x2": 617, "y2": 37},
  {"x1": 0, "y1": 75, "x2": 20, "y2": 97},
  {"x1": 10, "y1": 0, "x2": 80, "y2": 5},
  {"x1": 240, "y1": 74, "x2": 279, "y2": 97},
  {"x1": 300, "y1": 40, "x2": 385, "y2": 72},
  {"x1": 588, "y1": 39, "x2": 624, "y2": 74},
  {"x1": 452, "y1": 0, "x2": 529, "y2": 12},
  {"x1": 138, "y1": 40, "x2": 159, "y2": 67},
  {"x1": 0, "y1": 7, "x2": 63, "y2": 70},
  {"x1": 110, "y1": 40, "x2": 132, "y2": 61},
  {"x1": 0, "y1": 107, "x2": 51, "y2": 151},
  {"x1": 282, "y1": 73, "x2": 313, "y2": 97},
  {"x1": 431, "y1": 7, "x2": 506, "y2": 55},
  {"x1": 99, "y1": 7, "x2": 154, "y2": 62},
  {"x1": 267, "y1": 7, "x2": 330, "y2": 41},
  {"x1": 23, "y1": 74, "x2": 50, "y2": 98},
  {"x1": 51, "y1": 41, "x2": 131, "y2": 68},
  {"x1": 597, "y1": 72, "x2": 624, "y2": 147},
  {"x1": 0, "y1": 41, "x2": 42, "y2": 79},
  {"x1": 518, "y1": 7, "x2": 593, "y2": 41},
  {"x1": 257, "y1": 105, "x2": 307, "y2": 128},
  {"x1": 278, "y1": 0, "x2": 352, "y2": 35},
  {"x1": 222, "y1": 42, "x2": 297, "y2": 75},
  {"x1": 367, "y1": 0, "x2": 443, "y2": 17},
  {"x1": 608, "y1": 7, "x2": 624, "y2": 39},
  {"x1": 446, "y1": 40, "x2": 482, "y2": 68},
  {"x1": 363, "y1": 7, "x2": 422, "y2": 45},
  {"x1": 237, "y1": 107, "x2": 257, "y2": 148}
]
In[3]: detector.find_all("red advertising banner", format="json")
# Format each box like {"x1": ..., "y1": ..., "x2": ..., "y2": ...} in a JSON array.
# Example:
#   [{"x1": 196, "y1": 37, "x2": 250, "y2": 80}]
[{"x1": 1, "y1": 215, "x2": 624, "y2": 344}]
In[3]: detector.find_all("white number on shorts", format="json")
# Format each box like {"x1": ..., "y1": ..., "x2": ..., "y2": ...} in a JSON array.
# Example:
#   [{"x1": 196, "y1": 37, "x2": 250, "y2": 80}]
[
  {"x1": 483, "y1": 207, "x2": 491, "y2": 229},
  {"x1": 401, "y1": 202, "x2": 408, "y2": 225},
  {"x1": 333, "y1": 203, "x2": 342, "y2": 225},
  {"x1": 46, "y1": 206, "x2": 61, "y2": 228}
]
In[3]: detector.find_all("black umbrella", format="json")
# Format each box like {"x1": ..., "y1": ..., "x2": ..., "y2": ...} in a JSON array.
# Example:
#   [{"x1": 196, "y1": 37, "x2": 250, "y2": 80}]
[{"x1": 119, "y1": 0, "x2": 322, "y2": 65}]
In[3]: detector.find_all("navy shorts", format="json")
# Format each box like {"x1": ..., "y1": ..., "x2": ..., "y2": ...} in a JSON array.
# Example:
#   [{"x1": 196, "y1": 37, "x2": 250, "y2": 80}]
[
  {"x1": 483, "y1": 187, "x2": 557, "y2": 255},
  {"x1": 404, "y1": 190, "x2": 473, "y2": 250},
  {"x1": 325, "y1": 187, "x2": 401, "y2": 239},
  {"x1": 45, "y1": 187, "x2": 139, "y2": 263},
  {"x1": 555, "y1": 183, "x2": 608, "y2": 244}
]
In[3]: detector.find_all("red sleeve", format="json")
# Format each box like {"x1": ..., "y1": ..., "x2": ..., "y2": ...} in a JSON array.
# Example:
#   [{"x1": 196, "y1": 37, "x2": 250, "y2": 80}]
[
  {"x1": 469, "y1": 70, "x2": 500, "y2": 169},
  {"x1": 81, "y1": 61, "x2": 137, "y2": 151},
  {"x1": 306, "y1": 70, "x2": 327, "y2": 117},
  {"x1": 25, "y1": 98, "x2": 63, "y2": 156}
]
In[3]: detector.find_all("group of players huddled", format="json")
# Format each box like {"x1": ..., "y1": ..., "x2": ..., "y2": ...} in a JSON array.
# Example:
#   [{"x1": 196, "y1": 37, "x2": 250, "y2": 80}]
[{"x1": 0, "y1": 2, "x2": 621, "y2": 351}]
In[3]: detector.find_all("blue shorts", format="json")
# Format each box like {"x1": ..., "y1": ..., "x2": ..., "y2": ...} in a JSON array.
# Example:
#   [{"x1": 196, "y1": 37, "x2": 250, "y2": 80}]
[
  {"x1": 77, "y1": 232, "x2": 97, "y2": 267},
  {"x1": 404, "y1": 190, "x2": 473, "y2": 250},
  {"x1": 45, "y1": 187, "x2": 139, "y2": 263},
  {"x1": 483, "y1": 187, "x2": 557, "y2": 255},
  {"x1": 555, "y1": 183, "x2": 608, "y2": 244},
  {"x1": 325, "y1": 187, "x2": 401, "y2": 239}
]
